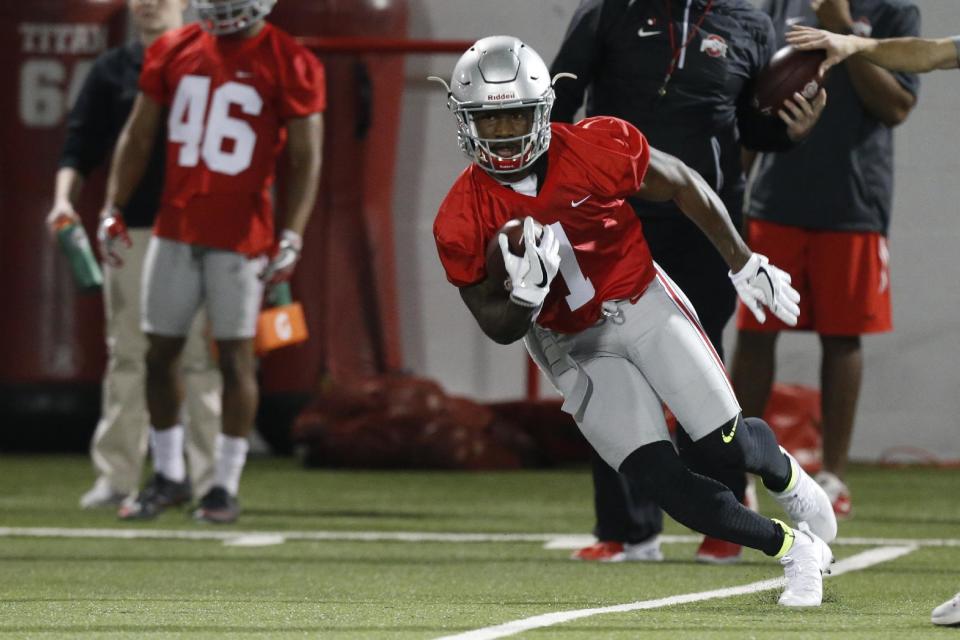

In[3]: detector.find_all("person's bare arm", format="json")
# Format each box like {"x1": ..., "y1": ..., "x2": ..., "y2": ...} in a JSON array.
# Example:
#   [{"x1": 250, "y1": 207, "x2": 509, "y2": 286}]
[
  {"x1": 789, "y1": 26, "x2": 960, "y2": 74},
  {"x1": 637, "y1": 147, "x2": 751, "y2": 272},
  {"x1": 101, "y1": 93, "x2": 163, "y2": 217},
  {"x1": 257, "y1": 112, "x2": 324, "y2": 285},
  {"x1": 638, "y1": 147, "x2": 801, "y2": 325},
  {"x1": 857, "y1": 37, "x2": 959, "y2": 72},
  {"x1": 459, "y1": 276, "x2": 538, "y2": 345},
  {"x1": 279, "y1": 113, "x2": 324, "y2": 236}
]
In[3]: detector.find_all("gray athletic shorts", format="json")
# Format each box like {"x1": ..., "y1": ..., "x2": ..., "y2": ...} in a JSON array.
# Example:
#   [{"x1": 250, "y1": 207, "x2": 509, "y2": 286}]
[
  {"x1": 525, "y1": 265, "x2": 741, "y2": 470},
  {"x1": 141, "y1": 236, "x2": 267, "y2": 340}
]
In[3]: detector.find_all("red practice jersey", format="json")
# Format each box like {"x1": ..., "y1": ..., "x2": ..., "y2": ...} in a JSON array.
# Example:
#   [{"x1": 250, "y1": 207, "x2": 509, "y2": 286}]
[
  {"x1": 140, "y1": 23, "x2": 325, "y2": 255},
  {"x1": 434, "y1": 117, "x2": 657, "y2": 334}
]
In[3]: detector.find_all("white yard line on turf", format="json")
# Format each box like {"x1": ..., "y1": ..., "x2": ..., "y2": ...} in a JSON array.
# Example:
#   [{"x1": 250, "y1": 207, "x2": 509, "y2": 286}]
[
  {"x1": 0, "y1": 527, "x2": 957, "y2": 547},
  {"x1": 543, "y1": 534, "x2": 960, "y2": 549},
  {"x1": 432, "y1": 546, "x2": 917, "y2": 640}
]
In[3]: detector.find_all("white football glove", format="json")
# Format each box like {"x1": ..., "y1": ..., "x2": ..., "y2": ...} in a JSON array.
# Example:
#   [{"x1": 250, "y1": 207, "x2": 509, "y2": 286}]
[
  {"x1": 259, "y1": 229, "x2": 302, "y2": 285},
  {"x1": 729, "y1": 253, "x2": 801, "y2": 326},
  {"x1": 96, "y1": 209, "x2": 132, "y2": 268},
  {"x1": 499, "y1": 217, "x2": 561, "y2": 308}
]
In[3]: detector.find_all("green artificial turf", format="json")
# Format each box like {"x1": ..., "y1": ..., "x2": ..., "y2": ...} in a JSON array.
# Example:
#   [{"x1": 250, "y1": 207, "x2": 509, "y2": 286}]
[{"x1": 0, "y1": 455, "x2": 957, "y2": 638}]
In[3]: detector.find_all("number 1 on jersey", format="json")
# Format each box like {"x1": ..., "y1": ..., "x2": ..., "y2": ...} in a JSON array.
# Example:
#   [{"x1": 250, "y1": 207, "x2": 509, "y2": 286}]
[
  {"x1": 168, "y1": 74, "x2": 263, "y2": 176},
  {"x1": 549, "y1": 222, "x2": 595, "y2": 311}
]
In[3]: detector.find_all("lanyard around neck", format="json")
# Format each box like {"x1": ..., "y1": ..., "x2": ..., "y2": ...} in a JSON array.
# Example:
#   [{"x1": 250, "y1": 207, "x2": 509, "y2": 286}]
[{"x1": 658, "y1": 0, "x2": 715, "y2": 97}]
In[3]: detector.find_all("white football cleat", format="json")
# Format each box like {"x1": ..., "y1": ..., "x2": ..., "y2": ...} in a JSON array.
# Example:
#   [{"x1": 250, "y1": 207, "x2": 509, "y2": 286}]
[
  {"x1": 571, "y1": 536, "x2": 664, "y2": 562},
  {"x1": 778, "y1": 522, "x2": 834, "y2": 607},
  {"x1": 605, "y1": 535, "x2": 664, "y2": 563},
  {"x1": 620, "y1": 536, "x2": 664, "y2": 562},
  {"x1": 931, "y1": 592, "x2": 960, "y2": 626},
  {"x1": 769, "y1": 448, "x2": 838, "y2": 543}
]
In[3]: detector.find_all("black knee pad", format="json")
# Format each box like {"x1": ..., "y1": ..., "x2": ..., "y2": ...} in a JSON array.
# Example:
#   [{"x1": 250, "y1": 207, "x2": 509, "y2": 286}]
[
  {"x1": 683, "y1": 414, "x2": 750, "y2": 474},
  {"x1": 687, "y1": 415, "x2": 789, "y2": 490},
  {"x1": 676, "y1": 422, "x2": 748, "y2": 498}
]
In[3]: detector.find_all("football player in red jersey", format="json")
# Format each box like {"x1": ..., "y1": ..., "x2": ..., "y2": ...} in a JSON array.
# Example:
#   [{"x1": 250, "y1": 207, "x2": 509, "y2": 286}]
[
  {"x1": 432, "y1": 36, "x2": 838, "y2": 606},
  {"x1": 100, "y1": 0, "x2": 325, "y2": 523}
]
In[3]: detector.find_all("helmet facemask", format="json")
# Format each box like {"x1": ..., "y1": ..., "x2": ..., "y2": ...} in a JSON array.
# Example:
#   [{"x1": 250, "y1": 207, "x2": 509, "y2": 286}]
[
  {"x1": 454, "y1": 97, "x2": 554, "y2": 174},
  {"x1": 193, "y1": 0, "x2": 276, "y2": 36}
]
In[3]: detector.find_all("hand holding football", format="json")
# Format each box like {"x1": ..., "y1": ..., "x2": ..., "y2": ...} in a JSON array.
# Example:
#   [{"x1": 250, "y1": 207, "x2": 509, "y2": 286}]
[
  {"x1": 753, "y1": 46, "x2": 827, "y2": 116},
  {"x1": 485, "y1": 218, "x2": 544, "y2": 290}
]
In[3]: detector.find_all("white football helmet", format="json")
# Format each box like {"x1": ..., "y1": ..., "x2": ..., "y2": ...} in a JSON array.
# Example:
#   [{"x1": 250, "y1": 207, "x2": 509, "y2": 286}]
[
  {"x1": 193, "y1": 0, "x2": 276, "y2": 35},
  {"x1": 429, "y1": 36, "x2": 575, "y2": 174}
]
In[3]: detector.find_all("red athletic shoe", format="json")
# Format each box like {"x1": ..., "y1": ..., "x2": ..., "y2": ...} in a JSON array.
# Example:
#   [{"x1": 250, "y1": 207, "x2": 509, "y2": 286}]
[
  {"x1": 571, "y1": 538, "x2": 664, "y2": 562},
  {"x1": 695, "y1": 536, "x2": 743, "y2": 564},
  {"x1": 816, "y1": 471, "x2": 853, "y2": 520},
  {"x1": 571, "y1": 541, "x2": 624, "y2": 561}
]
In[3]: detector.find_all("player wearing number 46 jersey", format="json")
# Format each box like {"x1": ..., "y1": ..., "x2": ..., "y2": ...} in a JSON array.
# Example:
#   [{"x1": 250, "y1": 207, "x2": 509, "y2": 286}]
[
  {"x1": 433, "y1": 36, "x2": 838, "y2": 606},
  {"x1": 100, "y1": 0, "x2": 325, "y2": 524}
]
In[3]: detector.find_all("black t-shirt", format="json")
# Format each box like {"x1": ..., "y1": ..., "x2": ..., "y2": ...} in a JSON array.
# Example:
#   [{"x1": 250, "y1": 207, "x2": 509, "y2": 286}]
[
  {"x1": 748, "y1": 0, "x2": 921, "y2": 234},
  {"x1": 550, "y1": 0, "x2": 793, "y2": 221},
  {"x1": 59, "y1": 42, "x2": 165, "y2": 228}
]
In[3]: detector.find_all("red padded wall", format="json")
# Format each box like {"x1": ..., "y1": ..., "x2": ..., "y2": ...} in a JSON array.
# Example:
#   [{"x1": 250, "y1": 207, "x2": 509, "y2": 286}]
[
  {"x1": 0, "y1": 1, "x2": 127, "y2": 387},
  {"x1": 263, "y1": 0, "x2": 407, "y2": 393}
]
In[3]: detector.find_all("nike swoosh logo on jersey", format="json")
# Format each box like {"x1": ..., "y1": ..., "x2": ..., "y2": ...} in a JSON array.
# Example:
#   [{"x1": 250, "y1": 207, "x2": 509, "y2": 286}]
[
  {"x1": 721, "y1": 418, "x2": 738, "y2": 444},
  {"x1": 786, "y1": 16, "x2": 804, "y2": 26},
  {"x1": 637, "y1": 28, "x2": 662, "y2": 38},
  {"x1": 571, "y1": 195, "x2": 592, "y2": 207}
]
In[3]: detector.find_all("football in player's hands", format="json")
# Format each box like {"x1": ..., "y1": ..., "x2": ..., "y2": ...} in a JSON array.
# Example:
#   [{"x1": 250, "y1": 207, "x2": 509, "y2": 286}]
[
  {"x1": 485, "y1": 218, "x2": 544, "y2": 290},
  {"x1": 753, "y1": 45, "x2": 827, "y2": 116}
]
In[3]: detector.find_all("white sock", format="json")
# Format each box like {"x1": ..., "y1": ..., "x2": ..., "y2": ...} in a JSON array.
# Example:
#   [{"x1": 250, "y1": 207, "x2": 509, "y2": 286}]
[
  {"x1": 214, "y1": 434, "x2": 249, "y2": 496},
  {"x1": 150, "y1": 425, "x2": 186, "y2": 482}
]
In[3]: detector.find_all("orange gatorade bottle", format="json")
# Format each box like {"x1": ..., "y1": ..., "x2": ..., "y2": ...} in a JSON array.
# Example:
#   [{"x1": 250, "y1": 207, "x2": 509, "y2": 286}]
[{"x1": 255, "y1": 282, "x2": 308, "y2": 355}]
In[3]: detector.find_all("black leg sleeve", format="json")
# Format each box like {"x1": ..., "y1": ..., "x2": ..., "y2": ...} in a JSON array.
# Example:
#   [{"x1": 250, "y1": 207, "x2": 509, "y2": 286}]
[
  {"x1": 619, "y1": 441, "x2": 786, "y2": 556},
  {"x1": 591, "y1": 450, "x2": 663, "y2": 544}
]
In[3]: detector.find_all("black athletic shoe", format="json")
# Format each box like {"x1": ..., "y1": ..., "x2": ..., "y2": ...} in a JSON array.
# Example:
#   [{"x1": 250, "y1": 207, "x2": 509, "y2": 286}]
[
  {"x1": 117, "y1": 473, "x2": 192, "y2": 520},
  {"x1": 193, "y1": 486, "x2": 240, "y2": 524}
]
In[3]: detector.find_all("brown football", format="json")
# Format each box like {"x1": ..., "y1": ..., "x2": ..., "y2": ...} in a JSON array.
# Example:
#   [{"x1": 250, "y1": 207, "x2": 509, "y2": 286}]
[
  {"x1": 485, "y1": 219, "x2": 543, "y2": 290},
  {"x1": 753, "y1": 45, "x2": 827, "y2": 116}
]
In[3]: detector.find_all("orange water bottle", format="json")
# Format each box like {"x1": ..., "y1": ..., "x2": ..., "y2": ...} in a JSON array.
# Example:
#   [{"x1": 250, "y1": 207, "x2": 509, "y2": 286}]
[{"x1": 53, "y1": 215, "x2": 103, "y2": 292}]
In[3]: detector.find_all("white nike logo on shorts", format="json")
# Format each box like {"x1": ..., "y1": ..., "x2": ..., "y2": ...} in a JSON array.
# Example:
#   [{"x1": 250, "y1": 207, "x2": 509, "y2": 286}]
[
  {"x1": 571, "y1": 195, "x2": 592, "y2": 207},
  {"x1": 638, "y1": 28, "x2": 662, "y2": 38}
]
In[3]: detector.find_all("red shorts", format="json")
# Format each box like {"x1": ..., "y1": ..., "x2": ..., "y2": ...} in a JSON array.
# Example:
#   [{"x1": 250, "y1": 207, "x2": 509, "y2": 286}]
[{"x1": 737, "y1": 219, "x2": 892, "y2": 335}]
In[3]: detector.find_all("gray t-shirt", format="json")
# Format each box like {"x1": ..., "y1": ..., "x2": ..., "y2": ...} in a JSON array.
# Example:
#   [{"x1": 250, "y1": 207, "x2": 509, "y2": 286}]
[{"x1": 748, "y1": 0, "x2": 920, "y2": 234}]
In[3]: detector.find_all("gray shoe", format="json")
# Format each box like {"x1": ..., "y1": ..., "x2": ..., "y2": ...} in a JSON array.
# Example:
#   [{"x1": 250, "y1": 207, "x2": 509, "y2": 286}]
[
  {"x1": 79, "y1": 479, "x2": 128, "y2": 509},
  {"x1": 193, "y1": 487, "x2": 240, "y2": 524},
  {"x1": 117, "y1": 473, "x2": 192, "y2": 520}
]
